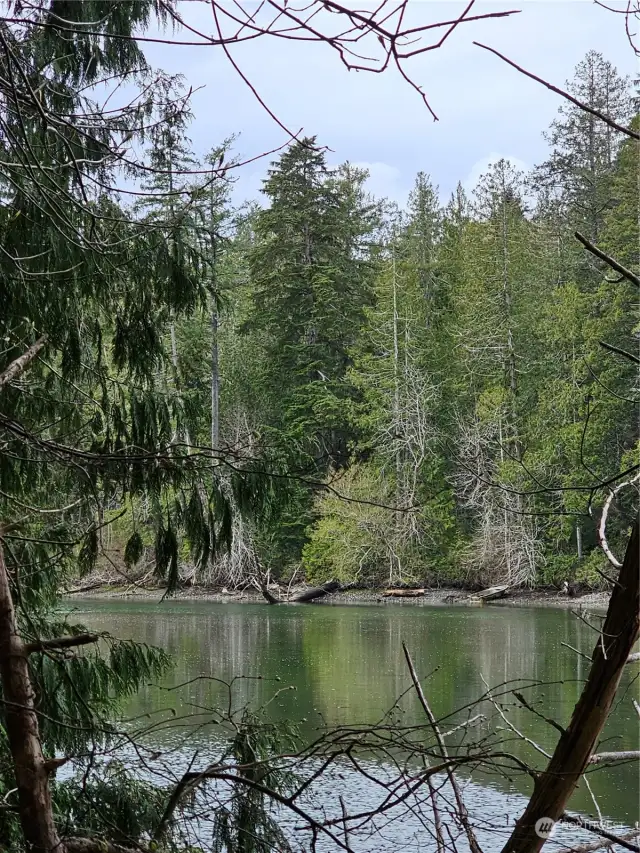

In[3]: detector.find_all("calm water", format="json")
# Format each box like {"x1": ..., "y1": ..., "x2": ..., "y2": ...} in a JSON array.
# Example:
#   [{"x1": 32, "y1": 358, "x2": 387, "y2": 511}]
[{"x1": 69, "y1": 598, "x2": 639, "y2": 848}]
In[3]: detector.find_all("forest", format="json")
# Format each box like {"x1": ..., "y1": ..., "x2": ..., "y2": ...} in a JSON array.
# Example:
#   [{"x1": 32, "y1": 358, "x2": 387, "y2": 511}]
[
  {"x1": 0, "y1": 2, "x2": 638, "y2": 853},
  {"x1": 100, "y1": 51, "x2": 637, "y2": 594}
]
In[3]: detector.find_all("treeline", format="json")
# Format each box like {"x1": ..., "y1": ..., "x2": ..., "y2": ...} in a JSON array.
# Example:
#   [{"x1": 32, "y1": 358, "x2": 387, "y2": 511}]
[{"x1": 135, "y1": 51, "x2": 638, "y2": 590}]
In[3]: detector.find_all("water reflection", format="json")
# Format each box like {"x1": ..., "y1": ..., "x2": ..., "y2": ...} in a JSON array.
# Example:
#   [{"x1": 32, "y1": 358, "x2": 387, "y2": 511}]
[{"x1": 69, "y1": 598, "x2": 639, "y2": 825}]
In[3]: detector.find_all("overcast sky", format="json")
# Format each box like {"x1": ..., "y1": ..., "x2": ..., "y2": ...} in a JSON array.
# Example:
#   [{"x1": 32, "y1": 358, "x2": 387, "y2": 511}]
[{"x1": 139, "y1": 1, "x2": 637, "y2": 207}]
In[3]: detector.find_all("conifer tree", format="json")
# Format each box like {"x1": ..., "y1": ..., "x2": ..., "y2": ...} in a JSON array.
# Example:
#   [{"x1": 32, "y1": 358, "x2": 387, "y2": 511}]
[
  {"x1": 245, "y1": 140, "x2": 379, "y2": 566},
  {"x1": 448, "y1": 160, "x2": 543, "y2": 585}
]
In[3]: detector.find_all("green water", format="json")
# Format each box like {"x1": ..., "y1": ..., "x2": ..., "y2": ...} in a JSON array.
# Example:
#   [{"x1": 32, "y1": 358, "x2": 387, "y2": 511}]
[{"x1": 70, "y1": 598, "x2": 639, "y2": 835}]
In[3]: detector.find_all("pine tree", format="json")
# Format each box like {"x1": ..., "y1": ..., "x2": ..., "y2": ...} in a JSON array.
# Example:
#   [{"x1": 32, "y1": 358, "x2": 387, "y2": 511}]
[
  {"x1": 304, "y1": 174, "x2": 458, "y2": 585},
  {"x1": 245, "y1": 140, "x2": 379, "y2": 567}
]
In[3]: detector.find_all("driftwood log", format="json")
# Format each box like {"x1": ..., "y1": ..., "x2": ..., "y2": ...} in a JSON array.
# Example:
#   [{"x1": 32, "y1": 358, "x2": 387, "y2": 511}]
[
  {"x1": 383, "y1": 588, "x2": 425, "y2": 598},
  {"x1": 470, "y1": 584, "x2": 510, "y2": 602},
  {"x1": 258, "y1": 580, "x2": 343, "y2": 605}
]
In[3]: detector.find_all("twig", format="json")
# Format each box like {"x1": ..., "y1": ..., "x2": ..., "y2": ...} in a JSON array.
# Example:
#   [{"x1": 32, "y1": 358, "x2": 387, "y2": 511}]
[
  {"x1": 513, "y1": 691, "x2": 565, "y2": 736},
  {"x1": 599, "y1": 341, "x2": 640, "y2": 365},
  {"x1": 402, "y1": 642, "x2": 483, "y2": 853},
  {"x1": 427, "y1": 776, "x2": 445, "y2": 853},
  {"x1": 481, "y1": 675, "x2": 551, "y2": 759}
]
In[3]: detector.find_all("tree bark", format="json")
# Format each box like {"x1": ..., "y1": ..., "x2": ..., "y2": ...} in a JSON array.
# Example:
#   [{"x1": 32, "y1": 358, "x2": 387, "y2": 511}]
[
  {"x1": 471, "y1": 584, "x2": 510, "y2": 602},
  {"x1": 0, "y1": 336, "x2": 47, "y2": 391},
  {"x1": 501, "y1": 515, "x2": 639, "y2": 853},
  {"x1": 209, "y1": 190, "x2": 220, "y2": 451},
  {"x1": 211, "y1": 304, "x2": 220, "y2": 450},
  {"x1": 0, "y1": 537, "x2": 62, "y2": 853}
]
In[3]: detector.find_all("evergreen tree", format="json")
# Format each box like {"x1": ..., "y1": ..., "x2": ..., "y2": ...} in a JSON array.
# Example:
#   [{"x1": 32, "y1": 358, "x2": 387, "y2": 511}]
[
  {"x1": 245, "y1": 140, "x2": 379, "y2": 567},
  {"x1": 304, "y1": 174, "x2": 457, "y2": 585}
]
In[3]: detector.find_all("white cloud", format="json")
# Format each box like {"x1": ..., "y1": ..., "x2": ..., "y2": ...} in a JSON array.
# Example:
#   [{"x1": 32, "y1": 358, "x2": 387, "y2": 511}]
[{"x1": 462, "y1": 153, "x2": 531, "y2": 196}]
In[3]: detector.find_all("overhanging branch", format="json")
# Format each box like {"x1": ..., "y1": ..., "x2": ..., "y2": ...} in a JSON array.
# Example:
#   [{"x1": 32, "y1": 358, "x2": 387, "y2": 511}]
[{"x1": 24, "y1": 634, "x2": 100, "y2": 655}]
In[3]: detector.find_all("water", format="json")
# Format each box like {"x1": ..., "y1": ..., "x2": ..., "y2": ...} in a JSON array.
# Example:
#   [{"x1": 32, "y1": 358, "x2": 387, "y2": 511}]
[{"x1": 68, "y1": 598, "x2": 639, "y2": 849}]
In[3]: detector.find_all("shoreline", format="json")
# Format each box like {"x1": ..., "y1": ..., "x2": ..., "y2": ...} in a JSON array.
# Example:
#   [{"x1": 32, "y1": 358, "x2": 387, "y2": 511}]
[{"x1": 64, "y1": 584, "x2": 611, "y2": 610}]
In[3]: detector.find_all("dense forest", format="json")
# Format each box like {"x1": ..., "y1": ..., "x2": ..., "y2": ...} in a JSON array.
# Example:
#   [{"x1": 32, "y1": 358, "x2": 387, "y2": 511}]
[
  {"x1": 96, "y1": 50, "x2": 638, "y2": 593},
  {"x1": 0, "y1": 3, "x2": 637, "y2": 852}
]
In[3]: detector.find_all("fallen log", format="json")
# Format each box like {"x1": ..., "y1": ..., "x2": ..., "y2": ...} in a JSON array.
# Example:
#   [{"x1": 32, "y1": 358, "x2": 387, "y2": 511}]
[
  {"x1": 293, "y1": 581, "x2": 342, "y2": 602},
  {"x1": 258, "y1": 580, "x2": 342, "y2": 605},
  {"x1": 470, "y1": 584, "x2": 510, "y2": 602},
  {"x1": 383, "y1": 588, "x2": 425, "y2": 598},
  {"x1": 64, "y1": 579, "x2": 123, "y2": 595}
]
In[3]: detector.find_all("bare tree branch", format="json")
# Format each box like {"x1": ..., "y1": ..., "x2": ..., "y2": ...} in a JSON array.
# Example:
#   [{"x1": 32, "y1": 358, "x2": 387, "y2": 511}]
[
  {"x1": 553, "y1": 829, "x2": 640, "y2": 853},
  {"x1": 588, "y1": 750, "x2": 640, "y2": 764},
  {"x1": 561, "y1": 814, "x2": 640, "y2": 853},
  {"x1": 402, "y1": 642, "x2": 483, "y2": 853},
  {"x1": 575, "y1": 232, "x2": 640, "y2": 289},
  {"x1": 473, "y1": 42, "x2": 639, "y2": 139},
  {"x1": 599, "y1": 341, "x2": 640, "y2": 365}
]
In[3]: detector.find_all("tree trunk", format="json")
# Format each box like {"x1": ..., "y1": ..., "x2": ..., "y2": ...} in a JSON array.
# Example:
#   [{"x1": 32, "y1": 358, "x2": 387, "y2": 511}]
[
  {"x1": 576, "y1": 524, "x2": 583, "y2": 561},
  {"x1": 209, "y1": 190, "x2": 220, "y2": 451},
  {"x1": 501, "y1": 515, "x2": 639, "y2": 853},
  {"x1": 211, "y1": 305, "x2": 220, "y2": 450},
  {"x1": 0, "y1": 538, "x2": 62, "y2": 853}
]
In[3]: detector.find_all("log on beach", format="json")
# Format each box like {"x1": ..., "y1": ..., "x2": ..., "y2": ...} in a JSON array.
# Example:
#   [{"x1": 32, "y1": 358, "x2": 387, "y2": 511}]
[
  {"x1": 259, "y1": 580, "x2": 342, "y2": 604},
  {"x1": 470, "y1": 584, "x2": 510, "y2": 602},
  {"x1": 383, "y1": 588, "x2": 425, "y2": 598}
]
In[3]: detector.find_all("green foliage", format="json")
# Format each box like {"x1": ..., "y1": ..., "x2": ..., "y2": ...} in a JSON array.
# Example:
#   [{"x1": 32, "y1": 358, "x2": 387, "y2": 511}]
[
  {"x1": 54, "y1": 762, "x2": 169, "y2": 846},
  {"x1": 124, "y1": 530, "x2": 145, "y2": 569},
  {"x1": 28, "y1": 628, "x2": 170, "y2": 754},
  {"x1": 233, "y1": 140, "x2": 382, "y2": 569}
]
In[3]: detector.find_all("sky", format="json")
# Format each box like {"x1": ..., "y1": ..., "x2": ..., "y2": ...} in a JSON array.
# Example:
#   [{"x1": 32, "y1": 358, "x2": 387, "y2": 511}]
[{"x1": 136, "y1": 1, "x2": 638, "y2": 207}]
